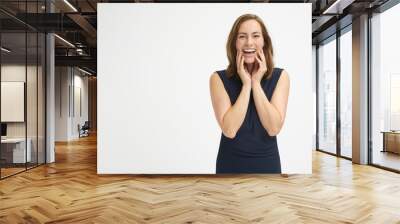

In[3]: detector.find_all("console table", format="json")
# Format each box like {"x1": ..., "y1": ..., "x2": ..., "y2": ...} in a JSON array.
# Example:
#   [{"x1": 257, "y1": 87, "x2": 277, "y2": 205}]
[
  {"x1": 1, "y1": 138, "x2": 32, "y2": 164},
  {"x1": 381, "y1": 131, "x2": 400, "y2": 154}
]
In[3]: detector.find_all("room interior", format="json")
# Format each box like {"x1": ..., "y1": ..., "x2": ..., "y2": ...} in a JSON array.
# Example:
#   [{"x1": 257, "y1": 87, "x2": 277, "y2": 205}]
[{"x1": 0, "y1": 0, "x2": 399, "y2": 222}]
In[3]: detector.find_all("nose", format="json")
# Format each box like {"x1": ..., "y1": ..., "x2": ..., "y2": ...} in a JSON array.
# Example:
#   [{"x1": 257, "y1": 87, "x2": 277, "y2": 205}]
[{"x1": 245, "y1": 36, "x2": 255, "y2": 47}]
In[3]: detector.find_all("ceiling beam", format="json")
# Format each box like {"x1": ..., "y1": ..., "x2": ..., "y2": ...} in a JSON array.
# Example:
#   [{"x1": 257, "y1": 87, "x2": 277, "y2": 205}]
[
  {"x1": 55, "y1": 55, "x2": 96, "y2": 69},
  {"x1": 322, "y1": 0, "x2": 356, "y2": 14}
]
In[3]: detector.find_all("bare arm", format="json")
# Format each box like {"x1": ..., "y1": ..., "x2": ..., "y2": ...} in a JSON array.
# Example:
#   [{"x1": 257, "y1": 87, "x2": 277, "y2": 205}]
[
  {"x1": 252, "y1": 70, "x2": 290, "y2": 136},
  {"x1": 209, "y1": 72, "x2": 251, "y2": 139}
]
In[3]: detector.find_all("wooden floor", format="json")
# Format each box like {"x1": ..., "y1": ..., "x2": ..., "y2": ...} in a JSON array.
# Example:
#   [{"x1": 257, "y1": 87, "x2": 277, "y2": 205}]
[
  {"x1": 1, "y1": 134, "x2": 400, "y2": 223},
  {"x1": 0, "y1": 167, "x2": 26, "y2": 178},
  {"x1": 1, "y1": 163, "x2": 45, "y2": 178},
  {"x1": 373, "y1": 151, "x2": 400, "y2": 171}
]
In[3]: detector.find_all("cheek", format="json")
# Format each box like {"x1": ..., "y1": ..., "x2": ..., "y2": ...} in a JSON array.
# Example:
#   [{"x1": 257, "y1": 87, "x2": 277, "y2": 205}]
[
  {"x1": 257, "y1": 40, "x2": 264, "y2": 48},
  {"x1": 235, "y1": 40, "x2": 242, "y2": 50}
]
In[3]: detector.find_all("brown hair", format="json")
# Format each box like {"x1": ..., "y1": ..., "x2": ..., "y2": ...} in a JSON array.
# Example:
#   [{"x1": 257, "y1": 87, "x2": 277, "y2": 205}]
[{"x1": 225, "y1": 14, "x2": 274, "y2": 80}]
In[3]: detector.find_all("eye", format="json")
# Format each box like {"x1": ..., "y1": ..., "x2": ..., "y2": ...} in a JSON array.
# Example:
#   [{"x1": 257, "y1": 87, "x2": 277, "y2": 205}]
[
  {"x1": 238, "y1": 35, "x2": 245, "y2": 39},
  {"x1": 254, "y1": 35, "x2": 260, "y2": 38}
]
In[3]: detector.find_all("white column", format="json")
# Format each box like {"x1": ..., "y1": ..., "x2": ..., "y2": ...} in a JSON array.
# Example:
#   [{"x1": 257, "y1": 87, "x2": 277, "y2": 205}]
[
  {"x1": 352, "y1": 14, "x2": 369, "y2": 164},
  {"x1": 46, "y1": 1, "x2": 55, "y2": 163}
]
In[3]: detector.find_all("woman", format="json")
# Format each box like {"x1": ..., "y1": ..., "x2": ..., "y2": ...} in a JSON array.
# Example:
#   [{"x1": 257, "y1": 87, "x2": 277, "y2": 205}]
[{"x1": 209, "y1": 14, "x2": 290, "y2": 174}]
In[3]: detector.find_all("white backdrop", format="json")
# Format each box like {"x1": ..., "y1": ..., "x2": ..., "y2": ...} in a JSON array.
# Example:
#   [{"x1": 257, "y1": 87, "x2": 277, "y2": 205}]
[{"x1": 98, "y1": 3, "x2": 312, "y2": 174}]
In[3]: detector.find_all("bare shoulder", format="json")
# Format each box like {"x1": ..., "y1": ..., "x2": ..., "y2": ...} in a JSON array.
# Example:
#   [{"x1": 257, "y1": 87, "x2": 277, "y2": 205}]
[
  {"x1": 210, "y1": 71, "x2": 220, "y2": 81},
  {"x1": 209, "y1": 71, "x2": 222, "y2": 86},
  {"x1": 280, "y1": 69, "x2": 290, "y2": 81},
  {"x1": 278, "y1": 69, "x2": 290, "y2": 87}
]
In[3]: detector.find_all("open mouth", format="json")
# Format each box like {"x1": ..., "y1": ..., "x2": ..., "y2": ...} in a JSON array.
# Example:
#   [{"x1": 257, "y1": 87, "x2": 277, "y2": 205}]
[{"x1": 243, "y1": 48, "x2": 256, "y2": 55}]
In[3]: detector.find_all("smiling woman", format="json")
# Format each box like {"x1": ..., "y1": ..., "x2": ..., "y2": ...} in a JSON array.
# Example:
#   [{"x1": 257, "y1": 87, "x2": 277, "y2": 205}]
[{"x1": 209, "y1": 14, "x2": 290, "y2": 174}]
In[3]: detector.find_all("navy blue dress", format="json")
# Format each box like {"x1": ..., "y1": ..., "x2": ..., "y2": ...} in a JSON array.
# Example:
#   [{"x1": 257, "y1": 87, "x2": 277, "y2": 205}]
[{"x1": 216, "y1": 68, "x2": 284, "y2": 174}]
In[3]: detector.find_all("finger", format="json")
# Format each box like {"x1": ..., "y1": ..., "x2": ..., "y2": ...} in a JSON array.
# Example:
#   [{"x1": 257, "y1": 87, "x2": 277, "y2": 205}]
[
  {"x1": 257, "y1": 49, "x2": 263, "y2": 61},
  {"x1": 255, "y1": 55, "x2": 262, "y2": 66},
  {"x1": 236, "y1": 51, "x2": 240, "y2": 67},
  {"x1": 238, "y1": 55, "x2": 244, "y2": 75},
  {"x1": 256, "y1": 50, "x2": 262, "y2": 61},
  {"x1": 245, "y1": 66, "x2": 251, "y2": 77},
  {"x1": 260, "y1": 48, "x2": 266, "y2": 62},
  {"x1": 258, "y1": 49, "x2": 267, "y2": 69},
  {"x1": 237, "y1": 54, "x2": 241, "y2": 71},
  {"x1": 256, "y1": 54, "x2": 263, "y2": 67},
  {"x1": 256, "y1": 56, "x2": 260, "y2": 65},
  {"x1": 239, "y1": 52, "x2": 243, "y2": 69}
]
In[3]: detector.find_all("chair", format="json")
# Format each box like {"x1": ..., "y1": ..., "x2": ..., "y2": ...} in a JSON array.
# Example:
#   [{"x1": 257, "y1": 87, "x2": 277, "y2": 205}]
[{"x1": 79, "y1": 121, "x2": 90, "y2": 138}]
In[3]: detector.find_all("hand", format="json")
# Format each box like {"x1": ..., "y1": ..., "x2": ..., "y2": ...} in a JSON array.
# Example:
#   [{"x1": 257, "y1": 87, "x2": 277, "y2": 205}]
[
  {"x1": 236, "y1": 51, "x2": 251, "y2": 86},
  {"x1": 251, "y1": 48, "x2": 268, "y2": 84}
]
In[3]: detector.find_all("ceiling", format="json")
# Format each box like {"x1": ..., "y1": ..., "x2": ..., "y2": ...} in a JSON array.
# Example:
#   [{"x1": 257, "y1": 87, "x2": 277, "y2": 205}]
[{"x1": 0, "y1": 0, "x2": 393, "y2": 75}]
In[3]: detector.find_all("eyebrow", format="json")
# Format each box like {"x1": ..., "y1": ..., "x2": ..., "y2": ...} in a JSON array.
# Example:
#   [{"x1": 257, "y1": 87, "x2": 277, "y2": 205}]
[{"x1": 238, "y1": 32, "x2": 261, "y2": 35}]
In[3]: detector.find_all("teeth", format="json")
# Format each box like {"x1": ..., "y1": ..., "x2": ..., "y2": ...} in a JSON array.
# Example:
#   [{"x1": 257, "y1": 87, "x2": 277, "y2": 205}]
[{"x1": 243, "y1": 49, "x2": 256, "y2": 53}]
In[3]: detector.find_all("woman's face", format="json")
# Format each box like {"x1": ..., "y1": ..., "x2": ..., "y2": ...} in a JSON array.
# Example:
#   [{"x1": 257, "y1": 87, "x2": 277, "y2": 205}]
[{"x1": 235, "y1": 19, "x2": 264, "y2": 65}]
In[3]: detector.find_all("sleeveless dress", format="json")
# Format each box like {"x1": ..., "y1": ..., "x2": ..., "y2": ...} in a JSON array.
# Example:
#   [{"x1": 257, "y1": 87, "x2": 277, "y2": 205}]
[{"x1": 215, "y1": 68, "x2": 284, "y2": 174}]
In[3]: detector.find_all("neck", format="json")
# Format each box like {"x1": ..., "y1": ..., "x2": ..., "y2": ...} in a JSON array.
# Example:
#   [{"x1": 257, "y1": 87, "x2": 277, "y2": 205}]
[{"x1": 245, "y1": 63, "x2": 255, "y2": 75}]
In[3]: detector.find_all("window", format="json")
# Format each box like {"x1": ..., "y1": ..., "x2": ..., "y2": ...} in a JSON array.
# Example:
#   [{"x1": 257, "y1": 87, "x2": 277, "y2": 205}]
[
  {"x1": 371, "y1": 3, "x2": 400, "y2": 171},
  {"x1": 318, "y1": 36, "x2": 337, "y2": 155},
  {"x1": 340, "y1": 29, "x2": 352, "y2": 158}
]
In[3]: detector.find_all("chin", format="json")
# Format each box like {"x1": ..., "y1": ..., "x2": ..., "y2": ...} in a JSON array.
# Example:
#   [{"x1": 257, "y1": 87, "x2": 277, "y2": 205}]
[{"x1": 244, "y1": 59, "x2": 255, "y2": 64}]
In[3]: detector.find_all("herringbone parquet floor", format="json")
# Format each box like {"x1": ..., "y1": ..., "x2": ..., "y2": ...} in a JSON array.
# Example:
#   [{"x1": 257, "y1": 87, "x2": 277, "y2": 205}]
[{"x1": 1, "y1": 134, "x2": 400, "y2": 223}]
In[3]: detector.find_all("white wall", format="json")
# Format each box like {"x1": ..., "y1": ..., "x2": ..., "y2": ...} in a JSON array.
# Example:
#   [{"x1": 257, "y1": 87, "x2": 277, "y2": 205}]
[
  {"x1": 98, "y1": 3, "x2": 313, "y2": 174},
  {"x1": 55, "y1": 66, "x2": 69, "y2": 141},
  {"x1": 72, "y1": 72, "x2": 89, "y2": 138},
  {"x1": 55, "y1": 67, "x2": 89, "y2": 141}
]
